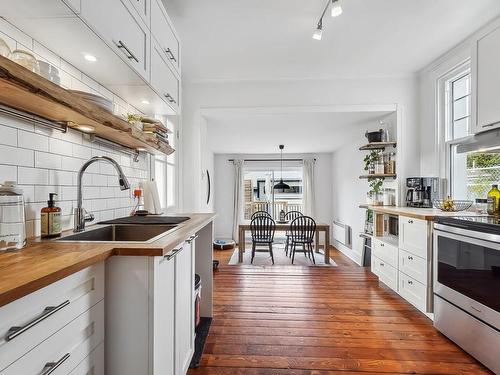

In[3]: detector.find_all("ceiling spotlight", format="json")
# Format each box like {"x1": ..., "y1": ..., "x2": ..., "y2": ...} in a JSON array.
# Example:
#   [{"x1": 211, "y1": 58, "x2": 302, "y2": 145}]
[
  {"x1": 331, "y1": 0, "x2": 343, "y2": 17},
  {"x1": 84, "y1": 54, "x2": 97, "y2": 62},
  {"x1": 312, "y1": 21, "x2": 323, "y2": 40},
  {"x1": 141, "y1": 99, "x2": 150, "y2": 105}
]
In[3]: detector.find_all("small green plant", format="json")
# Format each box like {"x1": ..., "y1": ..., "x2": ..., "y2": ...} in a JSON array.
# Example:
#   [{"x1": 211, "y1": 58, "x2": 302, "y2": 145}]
[
  {"x1": 363, "y1": 150, "x2": 381, "y2": 171},
  {"x1": 368, "y1": 177, "x2": 383, "y2": 194},
  {"x1": 126, "y1": 113, "x2": 143, "y2": 123}
]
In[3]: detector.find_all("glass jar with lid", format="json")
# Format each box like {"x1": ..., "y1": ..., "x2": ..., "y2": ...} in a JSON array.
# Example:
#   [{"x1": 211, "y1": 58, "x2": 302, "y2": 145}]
[{"x1": 0, "y1": 181, "x2": 27, "y2": 251}]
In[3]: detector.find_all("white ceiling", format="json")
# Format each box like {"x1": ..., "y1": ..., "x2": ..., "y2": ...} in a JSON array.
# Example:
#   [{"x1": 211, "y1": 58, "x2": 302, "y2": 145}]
[
  {"x1": 206, "y1": 111, "x2": 393, "y2": 154},
  {"x1": 163, "y1": 0, "x2": 500, "y2": 81}
]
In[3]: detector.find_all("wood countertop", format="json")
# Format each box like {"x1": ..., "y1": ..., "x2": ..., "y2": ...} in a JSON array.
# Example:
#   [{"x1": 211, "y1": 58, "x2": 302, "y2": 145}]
[
  {"x1": 359, "y1": 205, "x2": 483, "y2": 220},
  {"x1": 0, "y1": 213, "x2": 215, "y2": 307}
]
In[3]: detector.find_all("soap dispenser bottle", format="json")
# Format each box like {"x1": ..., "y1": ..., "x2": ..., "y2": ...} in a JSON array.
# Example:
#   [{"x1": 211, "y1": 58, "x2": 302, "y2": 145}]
[{"x1": 41, "y1": 193, "x2": 62, "y2": 238}]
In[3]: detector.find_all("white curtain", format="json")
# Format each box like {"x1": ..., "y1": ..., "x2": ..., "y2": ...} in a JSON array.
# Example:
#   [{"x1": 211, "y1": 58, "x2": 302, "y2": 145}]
[
  {"x1": 232, "y1": 160, "x2": 244, "y2": 240},
  {"x1": 302, "y1": 159, "x2": 315, "y2": 217}
]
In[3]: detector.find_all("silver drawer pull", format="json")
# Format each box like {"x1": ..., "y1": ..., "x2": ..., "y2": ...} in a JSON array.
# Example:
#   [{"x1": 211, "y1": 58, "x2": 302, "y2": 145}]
[
  {"x1": 408, "y1": 219, "x2": 414, "y2": 224},
  {"x1": 407, "y1": 280, "x2": 413, "y2": 285},
  {"x1": 41, "y1": 353, "x2": 70, "y2": 375},
  {"x1": 117, "y1": 40, "x2": 139, "y2": 63},
  {"x1": 164, "y1": 93, "x2": 177, "y2": 104},
  {"x1": 380, "y1": 243, "x2": 384, "y2": 247},
  {"x1": 164, "y1": 247, "x2": 182, "y2": 261},
  {"x1": 408, "y1": 255, "x2": 413, "y2": 260},
  {"x1": 6, "y1": 300, "x2": 70, "y2": 341},
  {"x1": 165, "y1": 48, "x2": 177, "y2": 62},
  {"x1": 186, "y1": 234, "x2": 198, "y2": 244},
  {"x1": 379, "y1": 262, "x2": 384, "y2": 266}
]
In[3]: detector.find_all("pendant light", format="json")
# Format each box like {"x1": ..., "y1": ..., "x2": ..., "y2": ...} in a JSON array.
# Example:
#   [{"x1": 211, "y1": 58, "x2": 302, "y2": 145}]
[{"x1": 274, "y1": 145, "x2": 290, "y2": 191}]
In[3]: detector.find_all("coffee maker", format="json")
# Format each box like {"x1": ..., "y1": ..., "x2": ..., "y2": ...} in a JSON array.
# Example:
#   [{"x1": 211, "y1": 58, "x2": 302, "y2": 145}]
[{"x1": 406, "y1": 177, "x2": 441, "y2": 208}]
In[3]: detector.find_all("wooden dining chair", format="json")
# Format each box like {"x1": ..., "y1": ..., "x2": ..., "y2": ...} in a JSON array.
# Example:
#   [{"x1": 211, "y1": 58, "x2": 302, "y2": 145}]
[
  {"x1": 250, "y1": 215, "x2": 276, "y2": 264},
  {"x1": 289, "y1": 216, "x2": 316, "y2": 264},
  {"x1": 251, "y1": 210, "x2": 272, "y2": 220},
  {"x1": 284, "y1": 210, "x2": 303, "y2": 256}
]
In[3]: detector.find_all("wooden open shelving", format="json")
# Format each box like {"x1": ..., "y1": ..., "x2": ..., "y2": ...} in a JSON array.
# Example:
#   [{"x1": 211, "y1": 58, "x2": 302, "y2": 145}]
[
  {"x1": 359, "y1": 174, "x2": 397, "y2": 179},
  {"x1": 0, "y1": 55, "x2": 174, "y2": 156},
  {"x1": 359, "y1": 141, "x2": 397, "y2": 151}
]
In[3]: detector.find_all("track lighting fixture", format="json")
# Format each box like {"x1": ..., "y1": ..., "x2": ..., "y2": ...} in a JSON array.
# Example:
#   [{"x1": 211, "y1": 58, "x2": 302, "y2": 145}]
[
  {"x1": 331, "y1": 0, "x2": 343, "y2": 17},
  {"x1": 312, "y1": 20, "x2": 323, "y2": 40},
  {"x1": 312, "y1": 0, "x2": 343, "y2": 40}
]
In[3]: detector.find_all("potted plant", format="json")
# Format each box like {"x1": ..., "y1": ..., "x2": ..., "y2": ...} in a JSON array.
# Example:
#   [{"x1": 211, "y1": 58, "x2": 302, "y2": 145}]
[
  {"x1": 368, "y1": 177, "x2": 384, "y2": 205},
  {"x1": 364, "y1": 150, "x2": 381, "y2": 175}
]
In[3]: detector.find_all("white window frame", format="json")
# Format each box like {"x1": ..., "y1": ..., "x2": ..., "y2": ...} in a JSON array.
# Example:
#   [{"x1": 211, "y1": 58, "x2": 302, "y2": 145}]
[{"x1": 437, "y1": 60, "x2": 471, "y2": 196}]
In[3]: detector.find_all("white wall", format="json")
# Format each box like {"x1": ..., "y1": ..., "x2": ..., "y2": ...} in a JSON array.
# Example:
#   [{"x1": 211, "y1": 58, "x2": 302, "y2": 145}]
[
  {"x1": 182, "y1": 77, "x2": 420, "y2": 214},
  {"x1": 213, "y1": 153, "x2": 332, "y2": 239}
]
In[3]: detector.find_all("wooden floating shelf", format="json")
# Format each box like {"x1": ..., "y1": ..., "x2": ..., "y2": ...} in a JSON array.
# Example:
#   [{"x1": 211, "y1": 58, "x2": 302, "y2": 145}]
[
  {"x1": 0, "y1": 55, "x2": 174, "y2": 156},
  {"x1": 359, "y1": 174, "x2": 397, "y2": 179},
  {"x1": 359, "y1": 142, "x2": 397, "y2": 151}
]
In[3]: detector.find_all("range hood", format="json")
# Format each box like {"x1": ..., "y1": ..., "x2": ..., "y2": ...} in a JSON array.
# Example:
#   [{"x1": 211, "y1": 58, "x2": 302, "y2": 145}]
[{"x1": 457, "y1": 128, "x2": 500, "y2": 154}]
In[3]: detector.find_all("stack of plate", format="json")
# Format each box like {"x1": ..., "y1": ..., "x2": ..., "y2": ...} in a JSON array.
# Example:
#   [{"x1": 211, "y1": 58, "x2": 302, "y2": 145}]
[{"x1": 69, "y1": 90, "x2": 113, "y2": 112}]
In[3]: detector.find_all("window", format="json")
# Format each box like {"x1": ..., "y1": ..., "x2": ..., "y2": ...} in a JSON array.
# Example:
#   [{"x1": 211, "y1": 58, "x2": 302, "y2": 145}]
[
  {"x1": 153, "y1": 117, "x2": 178, "y2": 211},
  {"x1": 444, "y1": 66, "x2": 500, "y2": 200}
]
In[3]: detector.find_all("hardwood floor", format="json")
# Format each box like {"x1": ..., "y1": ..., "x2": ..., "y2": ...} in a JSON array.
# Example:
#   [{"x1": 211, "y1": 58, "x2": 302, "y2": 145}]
[{"x1": 190, "y1": 248, "x2": 492, "y2": 374}]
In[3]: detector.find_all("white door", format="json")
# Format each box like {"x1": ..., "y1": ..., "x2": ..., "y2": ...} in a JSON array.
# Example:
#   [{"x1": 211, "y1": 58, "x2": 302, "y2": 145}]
[
  {"x1": 154, "y1": 255, "x2": 176, "y2": 375},
  {"x1": 175, "y1": 240, "x2": 194, "y2": 375},
  {"x1": 474, "y1": 24, "x2": 500, "y2": 132}
]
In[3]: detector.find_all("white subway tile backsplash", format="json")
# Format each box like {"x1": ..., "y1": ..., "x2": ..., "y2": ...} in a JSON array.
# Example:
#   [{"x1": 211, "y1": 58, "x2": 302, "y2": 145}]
[
  {"x1": 49, "y1": 138, "x2": 73, "y2": 156},
  {"x1": 35, "y1": 151, "x2": 62, "y2": 169},
  {"x1": 0, "y1": 20, "x2": 150, "y2": 238},
  {"x1": 0, "y1": 165, "x2": 17, "y2": 182},
  {"x1": 0, "y1": 124, "x2": 18, "y2": 146},
  {"x1": 18, "y1": 167, "x2": 48, "y2": 185},
  {"x1": 0, "y1": 145, "x2": 34, "y2": 166},
  {"x1": 19, "y1": 131, "x2": 49, "y2": 151}
]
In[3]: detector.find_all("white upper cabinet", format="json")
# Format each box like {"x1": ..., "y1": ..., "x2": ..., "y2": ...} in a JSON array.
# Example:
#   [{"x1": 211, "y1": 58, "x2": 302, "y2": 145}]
[
  {"x1": 473, "y1": 23, "x2": 500, "y2": 133},
  {"x1": 151, "y1": 0, "x2": 181, "y2": 73},
  {"x1": 152, "y1": 40, "x2": 180, "y2": 111},
  {"x1": 81, "y1": 0, "x2": 150, "y2": 81},
  {"x1": 128, "y1": 0, "x2": 150, "y2": 28}
]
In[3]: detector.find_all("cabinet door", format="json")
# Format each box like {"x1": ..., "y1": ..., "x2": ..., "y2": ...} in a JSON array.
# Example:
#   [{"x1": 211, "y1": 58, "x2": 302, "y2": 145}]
[
  {"x1": 81, "y1": 0, "x2": 150, "y2": 81},
  {"x1": 153, "y1": 254, "x2": 175, "y2": 375},
  {"x1": 151, "y1": 0, "x2": 180, "y2": 72},
  {"x1": 475, "y1": 25, "x2": 500, "y2": 132},
  {"x1": 399, "y1": 249, "x2": 428, "y2": 285},
  {"x1": 398, "y1": 216, "x2": 429, "y2": 259},
  {"x1": 175, "y1": 240, "x2": 194, "y2": 375},
  {"x1": 129, "y1": 0, "x2": 150, "y2": 27},
  {"x1": 151, "y1": 41, "x2": 180, "y2": 112}
]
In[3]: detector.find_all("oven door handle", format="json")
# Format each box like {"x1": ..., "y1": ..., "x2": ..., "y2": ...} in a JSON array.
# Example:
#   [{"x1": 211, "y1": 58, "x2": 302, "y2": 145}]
[{"x1": 434, "y1": 223, "x2": 500, "y2": 245}]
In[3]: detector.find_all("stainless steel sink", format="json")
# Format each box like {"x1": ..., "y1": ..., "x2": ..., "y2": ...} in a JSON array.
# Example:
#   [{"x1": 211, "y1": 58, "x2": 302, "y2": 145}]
[{"x1": 57, "y1": 224, "x2": 178, "y2": 243}]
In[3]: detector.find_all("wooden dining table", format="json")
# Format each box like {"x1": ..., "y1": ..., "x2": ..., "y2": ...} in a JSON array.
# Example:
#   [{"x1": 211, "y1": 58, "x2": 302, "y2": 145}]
[{"x1": 238, "y1": 221, "x2": 331, "y2": 264}]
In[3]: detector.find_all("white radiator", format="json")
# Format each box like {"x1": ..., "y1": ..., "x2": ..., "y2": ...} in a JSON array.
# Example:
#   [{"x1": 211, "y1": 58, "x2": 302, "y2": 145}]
[{"x1": 333, "y1": 220, "x2": 352, "y2": 248}]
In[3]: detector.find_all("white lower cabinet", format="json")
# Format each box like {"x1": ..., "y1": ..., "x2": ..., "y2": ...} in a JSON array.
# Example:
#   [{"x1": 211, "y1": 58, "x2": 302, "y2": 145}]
[
  {"x1": 399, "y1": 248, "x2": 428, "y2": 285},
  {"x1": 68, "y1": 343, "x2": 104, "y2": 375},
  {"x1": 398, "y1": 272, "x2": 427, "y2": 312},
  {"x1": 0, "y1": 264, "x2": 104, "y2": 372},
  {"x1": 1, "y1": 300, "x2": 104, "y2": 375},
  {"x1": 372, "y1": 255, "x2": 398, "y2": 291},
  {"x1": 106, "y1": 235, "x2": 197, "y2": 375}
]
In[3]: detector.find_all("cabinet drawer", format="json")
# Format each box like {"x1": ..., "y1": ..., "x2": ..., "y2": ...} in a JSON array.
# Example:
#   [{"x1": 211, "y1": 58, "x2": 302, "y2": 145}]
[
  {"x1": 373, "y1": 255, "x2": 398, "y2": 292},
  {"x1": 372, "y1": 239, "x2": 398, "y2": 268},
  {"x1": 399, "y1": 216, "x2": 428, "y2": 259},
  {"x1": 399, "y1": 249, "x2": 428, "y2": 285},
  {"x1": 0, "y1": 263, "x2": 104, "y2": 371},
  {"x1": 398, "y1": 272, "x2": 427, "y2": 312},
  {"x1": 151, "y1": 0, "x2": 180, "y2": 72},
  {"x1": 151, "y1": 41, "x2": 180, "y2": 112},
  {"x1": 1, "y1": 300, "x2": 104, "y2": 375},
  {"x1": 81, "y1": 0, "x2": 150, "y2": 81},
  {"x1": 68, "y1": 342, "x2": 104, "y2": 375}
]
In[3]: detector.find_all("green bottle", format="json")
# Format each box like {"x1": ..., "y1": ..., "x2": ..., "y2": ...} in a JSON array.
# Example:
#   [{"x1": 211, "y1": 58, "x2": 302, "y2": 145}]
[{"x1": 487, "y1": 184, "x2": 500, "y2": 215}]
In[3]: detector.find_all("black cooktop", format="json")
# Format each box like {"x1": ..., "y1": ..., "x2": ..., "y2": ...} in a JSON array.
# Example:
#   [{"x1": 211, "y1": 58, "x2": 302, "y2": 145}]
[{"x1": 435, "y1": 216, "x2": 500, "y2": 235}]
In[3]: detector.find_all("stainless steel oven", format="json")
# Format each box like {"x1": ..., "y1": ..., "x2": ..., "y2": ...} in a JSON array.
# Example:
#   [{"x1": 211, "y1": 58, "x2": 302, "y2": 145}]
[{"x1": 434, "y1": 219, "x2": 500, "y2": 374}]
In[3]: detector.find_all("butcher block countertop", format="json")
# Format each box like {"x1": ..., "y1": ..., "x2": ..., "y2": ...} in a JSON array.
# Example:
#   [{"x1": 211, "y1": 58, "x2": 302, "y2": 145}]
[
  {"x1": 0, "y1": 213, "x2": 215, "y2": 307},
  {"x1": 359, "y1": 204, "x2": 483, "y2": 220}
]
